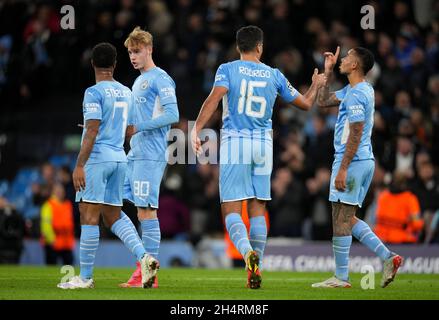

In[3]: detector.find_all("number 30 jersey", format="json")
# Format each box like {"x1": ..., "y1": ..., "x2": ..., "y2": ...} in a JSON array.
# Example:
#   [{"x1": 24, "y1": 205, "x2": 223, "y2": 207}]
[
  {"x1": 214, "y1": 60, "x2": 299, "y2": 136},
  {"x1": 81, "y1": 80, "x2": 132, "y2": 164}
]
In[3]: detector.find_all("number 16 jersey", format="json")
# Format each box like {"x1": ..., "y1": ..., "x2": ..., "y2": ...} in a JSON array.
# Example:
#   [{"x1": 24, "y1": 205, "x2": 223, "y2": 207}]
[{"x1": 214, "y1": 60, "x2": 299, "y2": 137}]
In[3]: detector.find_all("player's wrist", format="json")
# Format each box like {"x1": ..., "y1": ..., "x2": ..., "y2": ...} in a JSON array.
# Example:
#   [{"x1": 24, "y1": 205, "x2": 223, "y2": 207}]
[{"x1": 324, "y1": 69, "x2": 333, "y2": 76}]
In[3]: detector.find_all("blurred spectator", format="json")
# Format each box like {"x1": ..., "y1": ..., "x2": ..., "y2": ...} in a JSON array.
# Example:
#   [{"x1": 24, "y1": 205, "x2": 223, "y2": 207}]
[
  {"x1": 31, "y1": 162, "x2": 56, "y2": 214},
  {"x1": 386, "y1": 136, "x2": 416, "y2": 177},
  {"x1": 374, "y1": 171, "x2": 424, "y2": 244},
  {"x1": 394, "y1": 32, "x2": 417, "y2": 73},
  {"x1": 377, "y1": 54, "x2": 405, "y2": 105},
  {"x1": 19, "y1": 4, "x2": 60, "y2": 103},
  {"x1": 410, "y1": 159, "x2": 439, "y2": 242},
  {"x1": 372, "y1": 111, "x2": 392, "y2": 163},
  {"x1": 431, "y1": 100, "x2": 439, "y2": 166},
  {"x1": 269, "y1": 167, "x2": 306, "y2": 237},
  {"x1": 40, "y1": 183, "x2": 75, "y2": 265},
  {"x1": 0, "y1": 197, "x2": 24, "y2": 264},
  {"x1": 264, "y1": 0, "x2": 292, "y2": 58},
  {"x1": 0, "y1": 35, "x2": 12, "y2": 91},
  {"x1": 409, "y1": 47, "x2": 431, "y2": 95},
  {"x1": 158, "y1": 176, "x2": 191, "y2": 240},
  {"x1": 394, "y1": 90, "x2": 413, "y2": 124},
  {"x1": 304, "y1": 167, "x2": 332, "y2": 240},
  {"x1": 304, "y1": 114, "x2": 334, "y2": 174},
  {"x1": 56, "y1": 165, "x2": 79, "y2": 236}
]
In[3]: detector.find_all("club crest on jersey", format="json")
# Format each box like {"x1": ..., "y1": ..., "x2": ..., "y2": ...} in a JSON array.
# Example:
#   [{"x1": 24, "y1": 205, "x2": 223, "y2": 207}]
[{"x1": 141, "y1": 80, "x2": 149, "y2": 90}]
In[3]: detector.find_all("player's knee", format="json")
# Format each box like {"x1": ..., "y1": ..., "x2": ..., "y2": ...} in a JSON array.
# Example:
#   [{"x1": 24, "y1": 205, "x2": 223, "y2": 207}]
[
  {"x1": 137, "y1": 207, "x2": 157, "y2": 220},
  {"x1": 80, "y1": 215, "x2": 100, "y2": 226},
  {"x1": 102, "y1": 215, "x2": 115, "y2": 228}
]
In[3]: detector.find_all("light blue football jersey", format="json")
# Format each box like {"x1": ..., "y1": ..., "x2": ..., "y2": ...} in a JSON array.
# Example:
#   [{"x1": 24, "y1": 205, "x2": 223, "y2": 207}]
[
  {"x1": 333, "y1": 81, "x2": 375, "y2": 162},
  {"x1": 81, "y1": 80, "x2": 132, "y2": 164},
  {"x1": 214, "y1": 60, "x2": 299, "y2": 138},
  {"x1": 128, "y1": 67, "x2": 178, "y2": 162}
]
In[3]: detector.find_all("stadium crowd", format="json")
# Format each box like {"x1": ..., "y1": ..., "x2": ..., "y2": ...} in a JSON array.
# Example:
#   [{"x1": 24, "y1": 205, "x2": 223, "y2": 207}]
[{"x1": 1, "y1": 0, "x2": 439, "y2": 263}]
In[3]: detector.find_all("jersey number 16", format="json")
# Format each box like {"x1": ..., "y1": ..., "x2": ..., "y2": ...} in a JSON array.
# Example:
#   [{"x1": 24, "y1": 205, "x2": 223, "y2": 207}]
[{"x1": 237, "y1": 79, "x2": 267, "y2": 118}]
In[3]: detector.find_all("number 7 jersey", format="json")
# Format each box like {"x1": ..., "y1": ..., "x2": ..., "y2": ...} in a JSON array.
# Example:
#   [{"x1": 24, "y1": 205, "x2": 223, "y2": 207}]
[
  {"x1": 214, "y1": 60, "x2": 299, "y2": 135},
  {"x1": 81, "y1": 80, "x2": 132, "y2": 164}
]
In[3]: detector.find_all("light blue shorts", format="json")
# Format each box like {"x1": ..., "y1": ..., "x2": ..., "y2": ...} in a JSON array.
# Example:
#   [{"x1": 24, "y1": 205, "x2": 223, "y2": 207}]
[
  {"x1": 75, "y1": 161, "x2": 127, "y2": 206},
  {"x1": 219, "y1": 136, "x2": 272, "y2": 203},
  {"x1": 123, "y1": 159, "x2": 167, "y2": 208},
  {"x1": 329, "y1": 159, "x2": 375, "y2": 208}
]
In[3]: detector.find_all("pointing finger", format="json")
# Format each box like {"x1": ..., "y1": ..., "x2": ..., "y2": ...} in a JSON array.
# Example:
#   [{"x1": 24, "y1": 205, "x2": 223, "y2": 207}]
[{"x1": 335, "y1": 46, "x2": 340, "y2": 59}]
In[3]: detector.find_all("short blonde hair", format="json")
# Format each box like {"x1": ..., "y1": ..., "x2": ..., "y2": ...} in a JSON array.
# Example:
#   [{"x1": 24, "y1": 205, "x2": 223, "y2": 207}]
[{"x1": 124, "y1": 27, "x2": 153, "y2": 48}]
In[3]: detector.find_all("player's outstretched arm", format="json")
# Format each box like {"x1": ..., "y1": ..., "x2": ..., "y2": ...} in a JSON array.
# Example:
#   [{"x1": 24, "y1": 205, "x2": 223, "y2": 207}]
[
  {"x1": 317, "y1": 46, "x2": 341, "y2": 108},
  {"x1": 72, "y1": 119, "x2": 100, "y2": 191},
  {"x1": 134, "y1": 103, "x2": 179, "y2": 132},
  {"x1": 191, "y1": 86, "x2": 228, "y2": 156},
  {"x1": 290, "y1": 68, "x2": 326, "y2": 111}
]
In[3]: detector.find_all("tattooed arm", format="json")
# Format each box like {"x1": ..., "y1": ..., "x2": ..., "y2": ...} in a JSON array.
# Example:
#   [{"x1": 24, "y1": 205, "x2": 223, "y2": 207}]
[
  {"x1": 316, "y1": 72, "x2": 341, "y2": 108},
  {"x1": 291, "y1": 68, "x2": 327, "y2": 111},
  {"x1": 72, "y1": 119, "x2": 100, "y2": 191},
  {"x1": 334, "y1": 121, "x2": 364, "y2": 191}
]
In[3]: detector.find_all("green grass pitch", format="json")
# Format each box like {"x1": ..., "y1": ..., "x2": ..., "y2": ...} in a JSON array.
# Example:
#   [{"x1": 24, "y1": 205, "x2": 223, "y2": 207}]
[{"x1": 1, "y1": 266, "x2": 438, "y2": 300}]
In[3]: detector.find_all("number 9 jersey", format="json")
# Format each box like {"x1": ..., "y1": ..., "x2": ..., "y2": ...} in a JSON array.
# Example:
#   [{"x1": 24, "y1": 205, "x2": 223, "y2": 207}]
[{"x1": 214, "y1": 60, "x2": 299, "y2": 135}]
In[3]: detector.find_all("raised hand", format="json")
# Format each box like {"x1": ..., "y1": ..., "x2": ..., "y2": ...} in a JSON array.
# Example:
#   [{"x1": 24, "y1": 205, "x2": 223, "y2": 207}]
[
  {"x1": 312, "y1": 68, "x2": 327, "y2": 88},
  {"x1": 323, "y1": 46, "x2": 340, "y2": 73}
]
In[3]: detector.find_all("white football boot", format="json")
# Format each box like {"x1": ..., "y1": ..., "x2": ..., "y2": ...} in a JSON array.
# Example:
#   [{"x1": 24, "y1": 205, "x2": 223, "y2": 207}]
[
  {"x1": 57, "y1": 276, "x2": 94, "y2": 289},
  {"x1": 381, "y1": 254, "x2": 403, "y2": 288},
  {"x1": 312, "y1": 276, "x2": 352, "y2": 288},
  {"x1": 140, "y1": 254, "x2": 160, "y2": 288}
]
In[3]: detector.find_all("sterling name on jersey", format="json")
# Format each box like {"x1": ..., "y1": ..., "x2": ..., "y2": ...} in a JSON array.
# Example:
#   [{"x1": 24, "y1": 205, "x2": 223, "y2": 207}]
[
  {"x1": 128, "y1": 67, "x2": 178, "y2": 162},
  {"x1": 214, "y1": 60, "x2": 299, "y2": 138},
  {"x1": 81, "y1": 80, "x2": 132, "y2": 164},
  {"x1": 334, "y1": 81, "x2": 375, "y2": 162}
]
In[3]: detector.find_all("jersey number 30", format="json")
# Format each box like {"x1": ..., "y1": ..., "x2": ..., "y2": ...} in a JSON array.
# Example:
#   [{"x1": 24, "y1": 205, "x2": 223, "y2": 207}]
[{"x1": 237, "y1": 79, "x2": 267, "y2": 118}]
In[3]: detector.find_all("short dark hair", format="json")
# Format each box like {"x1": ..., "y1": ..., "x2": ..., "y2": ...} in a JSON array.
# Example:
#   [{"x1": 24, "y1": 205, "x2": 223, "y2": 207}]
[
  {"x1": 352, "y1": 47, "x2": 374, "y2": 75},
  {"x1": 236, "y1": 25, "x2": 263, "y2": 53},
  {"x1": 91, "y1": 42, "x2": 117, "y2": 68}
]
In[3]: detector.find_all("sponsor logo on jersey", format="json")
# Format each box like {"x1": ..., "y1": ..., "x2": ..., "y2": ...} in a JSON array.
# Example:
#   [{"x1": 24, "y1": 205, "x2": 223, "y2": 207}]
[
  {"x1": 84, "y1": 103, "x2": 100, "y2": 113},
  {"x1": 160, "y1": 87, "x2": 176, "y2": 99},
  {"x1": 215, "y1": 74, "x2": 226, "y2": 82},
  {"x1": 348, "y1": 104, "x2": 365, "y2": 116},
  {"x1": 141, "y1": 80, "x2": 149, "y2": 90},
  {"x1": 135, "y1": 96, "x2": 147, "y2": 103}
]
